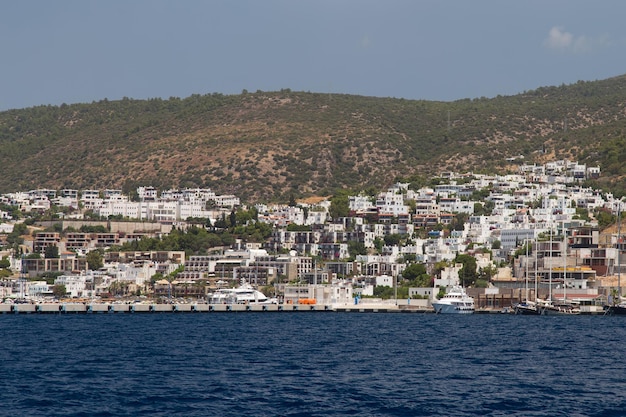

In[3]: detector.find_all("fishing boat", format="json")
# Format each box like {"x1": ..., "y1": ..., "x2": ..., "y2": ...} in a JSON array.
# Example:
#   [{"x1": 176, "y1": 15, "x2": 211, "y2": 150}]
[{"x1": 432, "y1": 285, "x2": 474, "y2": 314}]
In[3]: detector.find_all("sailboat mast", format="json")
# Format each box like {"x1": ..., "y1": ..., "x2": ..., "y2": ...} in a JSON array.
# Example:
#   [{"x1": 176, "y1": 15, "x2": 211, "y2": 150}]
[
  {"x1": 525, "y1": 238, "x2": 529, "y2": 301},
  {"x1": 618, "y1": 203, "x2": 622, "y2": 300},
  {"x1": 534, "y1": 239, "x2": 538, "y2": 302},
  {"x1": 549, "y1": 226, "x2": 553, "y2": 301},
  {"x1": 563, "y1": 216, "x2": 567, "y2": 302}
]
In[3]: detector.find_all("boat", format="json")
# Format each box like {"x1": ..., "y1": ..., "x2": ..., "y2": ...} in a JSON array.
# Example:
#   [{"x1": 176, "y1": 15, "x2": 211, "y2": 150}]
[
  {"x1": 604, "y1": 303, "x2": 626, "y2": 315},
  {"x1": 208, "y1": 281, "x2": 276, "y2": 305},
  {"x1": 537, "y1": 299, "x2": 580, "y2": 315},
  {"x1": 604, "y1": 289, "x2": 626, "y2": 315},
  {"x1": 432, "y1": 285, "x2": 475, "y2": 314},
  {"x1": 514, "y1": 240, "x2": 541, "y2": 315},
  {"x1": 516, "y1": 225, "x2": 580, "y2": 315},
  {"x1": 515, "y1": 299, "x2": 580, "y2": 315},
  {"x1": 605, "y1": 203, "x2": 624, "y2": 315},
  {"x1": 514, "y1": 300, "x2": 541, "y2": 315}
]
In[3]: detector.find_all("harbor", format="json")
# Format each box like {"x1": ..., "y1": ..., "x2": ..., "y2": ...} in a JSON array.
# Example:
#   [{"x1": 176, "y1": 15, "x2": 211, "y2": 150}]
[{"x1": 0, "y1": 301, "x2": 609, "y2": 314}]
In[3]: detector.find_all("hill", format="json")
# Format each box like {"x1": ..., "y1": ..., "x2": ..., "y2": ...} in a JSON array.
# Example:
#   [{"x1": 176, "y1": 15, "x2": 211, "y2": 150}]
[{"x1": 1, "y1": 77, "x2": 626, "y2": 203}]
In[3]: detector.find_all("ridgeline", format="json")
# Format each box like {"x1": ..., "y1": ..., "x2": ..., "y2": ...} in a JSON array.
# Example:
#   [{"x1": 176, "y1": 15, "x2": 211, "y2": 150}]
[{"x1": 1, "y1": 76, "x2": 626, "y2": 203}]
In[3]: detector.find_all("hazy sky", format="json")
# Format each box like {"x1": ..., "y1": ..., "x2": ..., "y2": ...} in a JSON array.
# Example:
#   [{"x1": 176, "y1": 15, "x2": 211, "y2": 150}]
[{"x1": 2, "y1": 0, "x2": 625, "y2": 111}]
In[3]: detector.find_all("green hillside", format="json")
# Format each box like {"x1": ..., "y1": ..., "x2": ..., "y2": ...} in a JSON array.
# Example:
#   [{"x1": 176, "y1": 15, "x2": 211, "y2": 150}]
[{"x1": 1, "y1": 77, "x2": 625, "y2": 203}]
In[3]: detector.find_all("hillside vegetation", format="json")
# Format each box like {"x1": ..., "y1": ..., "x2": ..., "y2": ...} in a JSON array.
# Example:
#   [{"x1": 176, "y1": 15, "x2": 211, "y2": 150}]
[{"x1": 1, "y1": 76, "x2": 626, "y2": 202}]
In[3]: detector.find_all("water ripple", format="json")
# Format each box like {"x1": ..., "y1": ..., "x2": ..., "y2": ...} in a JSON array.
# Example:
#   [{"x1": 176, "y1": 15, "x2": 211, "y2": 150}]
[{"x1": 1, "y1": 314, "x2": 626, "y2": 416}]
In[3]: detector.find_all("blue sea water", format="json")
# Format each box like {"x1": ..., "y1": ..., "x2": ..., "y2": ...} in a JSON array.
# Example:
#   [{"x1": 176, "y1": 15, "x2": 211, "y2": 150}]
[{"x1": 1, "y1": 313, "x2": 626, "y2": 417}]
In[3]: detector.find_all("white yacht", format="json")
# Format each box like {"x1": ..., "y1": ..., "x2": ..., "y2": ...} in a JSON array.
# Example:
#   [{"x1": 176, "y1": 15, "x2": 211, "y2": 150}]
[
  {"x1": 208, "y1": 282, "x2": 276, "y2": 305},
  {"x1": 432, "y1": 285, "x2": 475, "y2": 314}
]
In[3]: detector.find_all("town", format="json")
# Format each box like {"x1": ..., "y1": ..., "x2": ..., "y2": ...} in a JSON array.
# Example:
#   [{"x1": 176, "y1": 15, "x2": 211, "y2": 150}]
[{"x1": 0, "y1": 159, "x2": 623, "y2": 314}]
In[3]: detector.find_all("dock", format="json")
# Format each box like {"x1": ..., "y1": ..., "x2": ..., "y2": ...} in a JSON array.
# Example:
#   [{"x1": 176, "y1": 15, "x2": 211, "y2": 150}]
[
  {"x1": 1, "y1": 303, "x2": 605, "y2": 314},
  {"x1": 0, "y1": 302, "x2": 435, "y2": 314}
]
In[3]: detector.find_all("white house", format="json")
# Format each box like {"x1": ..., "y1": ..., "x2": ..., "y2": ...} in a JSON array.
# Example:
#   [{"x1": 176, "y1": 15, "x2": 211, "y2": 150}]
[{"x1": 54, "y1": 275, "x2": 87, "y2": 298}]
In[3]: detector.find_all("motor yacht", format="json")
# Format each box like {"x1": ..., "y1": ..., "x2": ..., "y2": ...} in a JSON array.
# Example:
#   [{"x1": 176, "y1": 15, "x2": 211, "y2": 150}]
[
  {"x1": 208, "y1": 282, "x2": 276, "y2": 304},
  {"x1": 432, "y1": 285, "x2": 475, "y2": 314}
]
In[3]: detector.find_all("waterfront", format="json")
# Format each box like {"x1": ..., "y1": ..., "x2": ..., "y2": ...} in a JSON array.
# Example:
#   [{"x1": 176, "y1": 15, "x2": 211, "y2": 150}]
[
  {"x1": 1, "y1": 314, "x2": 626, "y2": 416},
  {"x1": 0, "y1": 299, "x2": 610, "y2": 314},
  {"x1": 0, "y1": 301, "x2": 424, "y2": 314}
]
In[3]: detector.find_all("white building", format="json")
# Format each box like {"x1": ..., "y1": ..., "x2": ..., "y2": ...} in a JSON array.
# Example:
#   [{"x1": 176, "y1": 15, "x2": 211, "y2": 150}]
[
  {"x1": 349, "y1": 194, "x2": 375, "y2": 213},
  {"x1": 376, "y1": 274, "x2": 394, "y2": 287},
  {"x1": 54, "y1": 275, "x2": 88, "y2": 298},
  {"x1": 28, "y1": 281, "x2": 52, "y2": 298},
  {"x1": 376, "y1": 187, "x2": 410, "y2": 216},
  {"x1": 434, "y1": 263, "x2": 462, "y2": 288}
]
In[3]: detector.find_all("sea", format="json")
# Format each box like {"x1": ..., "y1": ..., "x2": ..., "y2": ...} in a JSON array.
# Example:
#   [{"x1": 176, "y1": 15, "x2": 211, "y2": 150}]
[{"x1": 1, "y1": 313, "x2": 625, "y2": 417}]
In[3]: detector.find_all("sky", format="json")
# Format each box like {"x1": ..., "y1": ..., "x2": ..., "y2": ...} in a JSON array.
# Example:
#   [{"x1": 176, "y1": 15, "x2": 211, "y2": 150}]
[{"x1": 1, "y1": 0, "x2": 626, "y2": 111}]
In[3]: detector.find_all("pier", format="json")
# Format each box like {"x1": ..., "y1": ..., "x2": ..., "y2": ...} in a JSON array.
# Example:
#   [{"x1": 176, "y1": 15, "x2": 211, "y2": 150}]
[
  {"x1": 0, "y1": 302, "x2": 440, "y2": 314},
  {"x1": 2, "y1": 302, "x2": 605, "y2": 314}
]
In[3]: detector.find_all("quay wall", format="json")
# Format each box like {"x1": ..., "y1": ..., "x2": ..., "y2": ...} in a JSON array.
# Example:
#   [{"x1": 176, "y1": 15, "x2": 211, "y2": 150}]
[
  {"x1": 5, "y1": 303, "x2": 596, "y2": 314},
  {"x1": 0, "y1": 302, "x2": 423, "y2": 314}
]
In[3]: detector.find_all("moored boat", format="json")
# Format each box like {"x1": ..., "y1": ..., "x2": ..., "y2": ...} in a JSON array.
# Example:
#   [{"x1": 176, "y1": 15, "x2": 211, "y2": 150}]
[
  {"x1": 432, "y1": 285, "x2": 474, "y2": 314},
  {"x1": 604, "y1": 303, "x2": 626, "y2": 315},
  {"x1": 538, "y1": 299, "x2": 580, "y2": 315},
  {"x1": 514, "y1": 300, "x2": 541, "y2": 315},
  {"x1": 208, "y1": 281, "x2": 276, "y2": 305},
  {"x1": 516, "y1": 298, "x2": 580, "y2": 315}
]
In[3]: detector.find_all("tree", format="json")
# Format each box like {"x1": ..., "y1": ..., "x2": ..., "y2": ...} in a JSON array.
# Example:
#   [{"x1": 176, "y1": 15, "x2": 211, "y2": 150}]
[
  {"x1": 474, "y1": 200, "x2": 495, "y2": 216},
  {"x1": 436, "y1": 286, "x2": 446, "y2": 299},
  {"x1": 402, "y1": 254, "x2": 417, "y2": 263},
  {"x1": 373, "y1": 285, "x2": 395, "y2": 299},
  {"x1": 86, "y1": 250, "x2": 104, "y2": 271},
  {"x1": 402, "y1": 263, "x2": 427, "y2": 281},
  {"x1": 228, "y1": 210, "x2": 237, "y2": 227},
  {"x1": 384, "y1": 234, "x2": 402, "y2": 246},
  {"x1": 595, "y1": 208, "x2": 615, "y2": 230},
  {"x1": 0, "y1": 256, "x2": 10, "y2": 269},
  {"x1": 52, "y1": 284, "x2": 66, "y2": 299},
  {"x1": 214, "y1": 213, "x2": 228, "y2": 229},
  {"x1": 150, "y1": 272, "x2": 164, "y2": 284},
  {"x1": 348, "y1": 241, "x2": 366, "y2": 259},
  {"x1": 478, "y1": 264, "x2": 498, "y2": 282},
  {"x1": 455, "y1": 254, "x2": 478, "y2": 287},
  {"x1": 329, "y1": 191, "x2": 350, "y2": 220},
  {"x1": 448, "y1": 213, "x2": 469, "y2": 232},
  {"x1": 402, "y1": 263, "x2": 431, "y2": 287},
  {"x1": 433, "y1": 260, "x2": 449, "y2": 277},
  {"x1": 373, "y1": 237, "x2": 383, "y2": 253},
  {"x1": 44, "y1": 245, "x2": 59, "y2": 259},
  {"x1": 6, "y1": 222, "x2": 27, "y2": 247}
]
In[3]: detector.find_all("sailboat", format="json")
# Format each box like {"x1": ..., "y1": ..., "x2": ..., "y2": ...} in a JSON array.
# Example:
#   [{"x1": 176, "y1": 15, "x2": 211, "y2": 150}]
[
  {"x1": 514, "y1": 229, "x2": 579, "y2": 315},
  {"x1": 539, "y1": 220, "x2": 580, "y2": 315},
  {"x1": 514, "y1": 239, "x2": 541, "y2": 315},
  {"x1": 605, "y1": 203, "x2": 625, "y2": 315}
]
